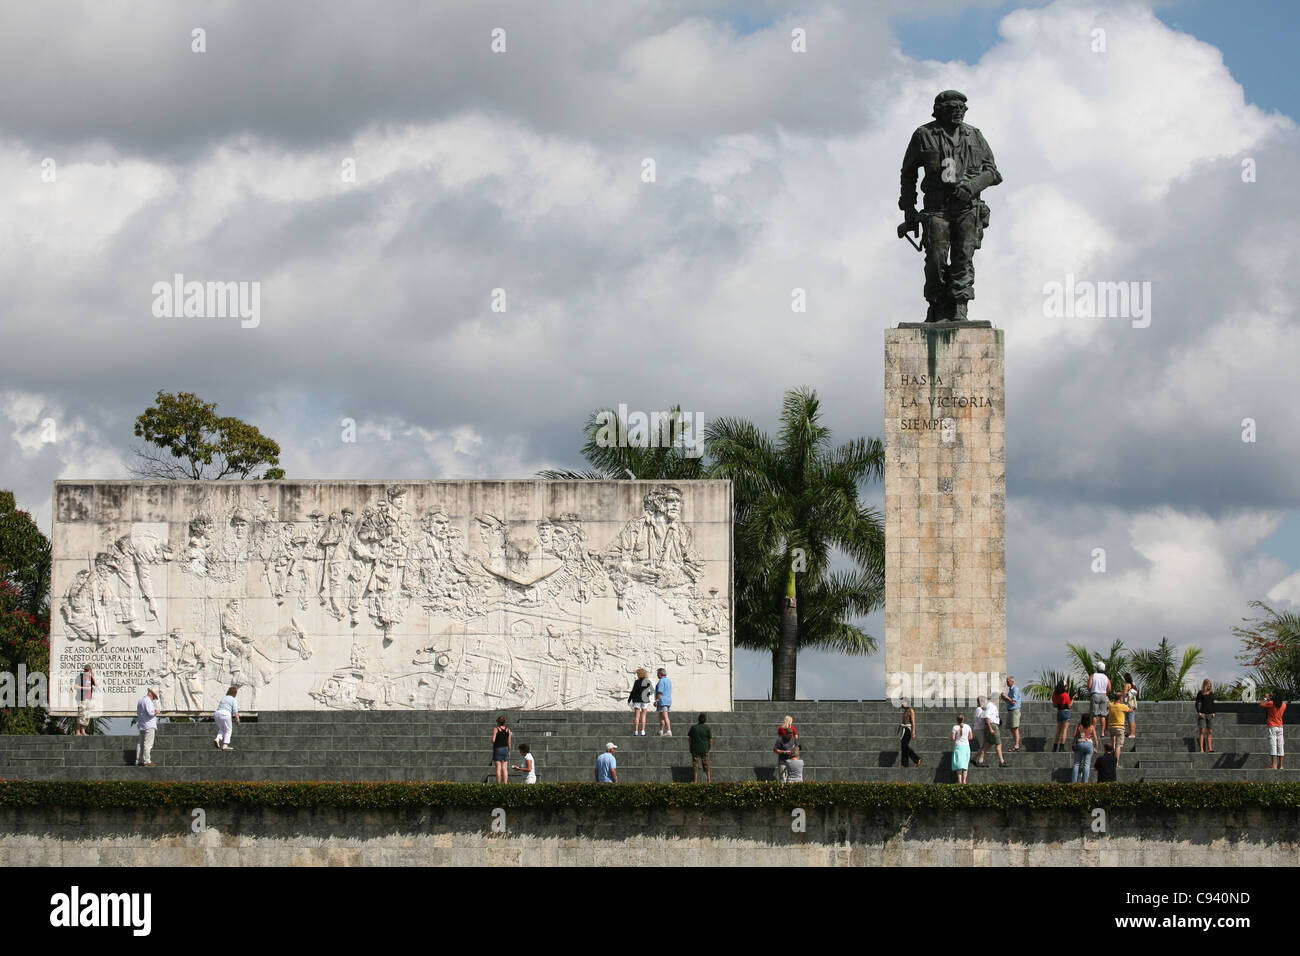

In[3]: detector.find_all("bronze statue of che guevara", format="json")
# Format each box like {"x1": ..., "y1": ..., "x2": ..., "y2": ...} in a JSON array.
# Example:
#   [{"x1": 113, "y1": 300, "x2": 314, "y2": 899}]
[{"x1": 898, "y1": 90, "x2": 1002, "y2": 323}]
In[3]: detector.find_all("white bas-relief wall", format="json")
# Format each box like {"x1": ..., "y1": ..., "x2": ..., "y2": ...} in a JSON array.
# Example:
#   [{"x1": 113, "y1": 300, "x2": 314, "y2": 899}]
[{"x1": 50, "y1": 481, "x2": 733, "y2": 715}]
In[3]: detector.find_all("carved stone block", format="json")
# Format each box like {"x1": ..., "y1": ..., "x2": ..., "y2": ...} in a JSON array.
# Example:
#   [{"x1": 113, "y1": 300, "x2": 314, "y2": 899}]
[{"x1": 49, "y1": 480, "x2": 733, "y2": 714}]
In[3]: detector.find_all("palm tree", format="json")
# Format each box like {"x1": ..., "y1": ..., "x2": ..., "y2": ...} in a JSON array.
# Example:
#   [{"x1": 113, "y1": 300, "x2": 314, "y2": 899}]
[
  {"x1": 1234, "y1": 601, "x2": 1300, "y2": 700},
  {"x1": 707, "y1": 387, "x2": 885, "y2": 700},
  {"x1": 1128, "y1": 637, "x2": 1201, "y2": 701},
  {"x1": 1025, "y1": 668, "x2": 1082, "y2": 702},
  {"x1": 1065, "y1": 639, "x2": 1127, "y2": 688},
  {"x1": 537, "y1": 406, "x2": 706, "y2": 481}
]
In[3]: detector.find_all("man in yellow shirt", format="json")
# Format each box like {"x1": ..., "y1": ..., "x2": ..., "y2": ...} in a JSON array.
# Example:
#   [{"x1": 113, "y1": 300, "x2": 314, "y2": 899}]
[{"x1": 1106, "y1": 696, "x2": 1132, "y2": 766}]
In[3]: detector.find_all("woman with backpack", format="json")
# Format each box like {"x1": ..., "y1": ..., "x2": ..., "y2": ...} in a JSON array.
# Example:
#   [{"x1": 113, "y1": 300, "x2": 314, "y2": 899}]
[
  {"x1": 628, "y1": 668, "x2": 654, "y2": 736},
  {"x1": 1051, "y1": 680, "x2": 1072, "y2": 752}
]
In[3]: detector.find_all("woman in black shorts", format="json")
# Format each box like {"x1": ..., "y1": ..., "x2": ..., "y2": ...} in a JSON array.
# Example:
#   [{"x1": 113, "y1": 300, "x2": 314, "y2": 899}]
[{"x1": 491, "y1": 715, "x2": 512, "y2": 783}]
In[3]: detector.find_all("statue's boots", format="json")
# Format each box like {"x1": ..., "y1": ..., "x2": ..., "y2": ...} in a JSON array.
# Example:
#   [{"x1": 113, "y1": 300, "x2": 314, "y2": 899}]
[
  {"x1": 952, "y1": 301, "x2": 968, "y2": 322},
  {"x1": 925, "y1": 299, "x2": 953, "y2": 323}
]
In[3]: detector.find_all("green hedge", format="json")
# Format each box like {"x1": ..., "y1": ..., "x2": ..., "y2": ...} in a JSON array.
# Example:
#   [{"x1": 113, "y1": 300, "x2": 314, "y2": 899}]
[{"x1": 3, "y1": 780, "x2": 1300, "y2": 812}]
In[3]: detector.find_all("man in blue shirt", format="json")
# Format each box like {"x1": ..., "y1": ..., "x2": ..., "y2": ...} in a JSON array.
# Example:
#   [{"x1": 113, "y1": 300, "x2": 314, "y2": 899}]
[
  {"x1": 595, "y1": 743, "x2": 618, "y2": 783},
  {"x1": 1000, "y1": 675, "x2": 1023, "y2": 752},
  {"x1": 655, "y1": 668, "x2": 673, "y2": 736}
]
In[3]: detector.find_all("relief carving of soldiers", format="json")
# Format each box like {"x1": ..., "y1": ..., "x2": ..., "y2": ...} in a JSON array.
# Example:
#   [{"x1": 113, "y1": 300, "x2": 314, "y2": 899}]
[
  {"x1": 605, "y1": 486, "x2": 704, "y2": 603},
  {"x1": 110, "y1": 530, "x2": 173, "y2": 635},
  {"x1": 300, "y1": 509, "x2": 327, "y2": 601},
  {"x1": 537, "y1": 514, "x2": 607, "y2": 606},
  {"x1": 356, "y1": 487, "x2": 413, "y2": 632},
  {"x1": 183, "y1": 516, "x2": 213, "y2": 578},
  {"x1": 218, "y1": 598, "x2": 255, "y2": 686},
  {"x1": 60, "y1": 556, "x2": 117, "y2": 646},
  {"x1": 72, "y1": 485, "x2": 728, "y2": 713},
  {"x1": 156, "y1": 628, "x2": 207, "y2": 711},
  {"x1": 316, "y1": 511, "x2": 341, "y2": 602}
]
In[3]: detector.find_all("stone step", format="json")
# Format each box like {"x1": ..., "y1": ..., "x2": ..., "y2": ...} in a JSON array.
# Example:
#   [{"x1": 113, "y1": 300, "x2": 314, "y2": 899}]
[{"x1": 5, "y1": 703, "x2": 1289, "y2": 785}]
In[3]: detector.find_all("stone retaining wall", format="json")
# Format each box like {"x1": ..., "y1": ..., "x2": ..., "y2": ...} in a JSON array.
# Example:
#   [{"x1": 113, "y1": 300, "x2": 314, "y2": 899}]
[{"x1": 2, "y1": 804, "x2": 1290, "y2": 866}]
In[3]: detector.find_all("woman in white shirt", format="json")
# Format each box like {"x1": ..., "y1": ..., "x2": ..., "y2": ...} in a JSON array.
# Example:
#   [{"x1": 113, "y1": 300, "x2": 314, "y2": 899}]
[
  {"x1": 951, "y1": 715, "x2": 974, "y2": 783},
  {"x1": 512, "y1": 744, "x2": 537, "y2": 784},
  {"x1": 213, "y1": 686, "x2": 240, "y2": 751}
]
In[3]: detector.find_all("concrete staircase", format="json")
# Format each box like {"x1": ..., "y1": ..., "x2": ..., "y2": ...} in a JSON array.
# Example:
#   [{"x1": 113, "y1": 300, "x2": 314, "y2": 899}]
[{"x1": 1, "y1": 701, "x2": 1294, "y2": 783}]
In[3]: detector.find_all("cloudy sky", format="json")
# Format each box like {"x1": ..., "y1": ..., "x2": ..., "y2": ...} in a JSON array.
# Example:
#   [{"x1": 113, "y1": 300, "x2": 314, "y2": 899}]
[{"x1": 3, "y1": 0, "x2": 1297, "y2": 700}]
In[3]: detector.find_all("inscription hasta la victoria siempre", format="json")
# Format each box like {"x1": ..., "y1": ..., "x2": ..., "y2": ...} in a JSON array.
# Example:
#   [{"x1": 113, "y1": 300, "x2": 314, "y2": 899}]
[{"x1": 896, "y1": 373, "x2": 994, "y2": 429}]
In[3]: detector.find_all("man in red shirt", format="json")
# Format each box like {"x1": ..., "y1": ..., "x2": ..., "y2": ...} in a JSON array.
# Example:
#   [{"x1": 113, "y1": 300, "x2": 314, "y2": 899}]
[{"x1": 1261, "y1": 692, "x2": 1288, "y2": 770}]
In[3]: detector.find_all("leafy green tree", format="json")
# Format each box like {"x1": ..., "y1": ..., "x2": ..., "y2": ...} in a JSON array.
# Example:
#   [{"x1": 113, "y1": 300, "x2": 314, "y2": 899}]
[
  {"x1": 1065, "y1": 639, "x2": 1127, "y2": 689},
  {"x1": 131, "y1": 390, "x2": 286, "y2": 480},
  {"x1": 0, "y1": 490, "x2": 50, "y2": 618},
  {"x1": 0, "y1": 491, "x2": 53, "y2": 734},
  {"x1": 707, "y1": 388, "x2": 885, "y2": 700},
  {"x1": 1128, "y1": 636, "x2": 1202, "y2": 701},
  {"x1": 1234, "y1": 601, "x2": 1300, "y2": 701},
  {"x1": 537, "y1": 406, "x2": 706, "y2": 481},
  {"x1": 1025, "y1": 668, "x2": 1082, "y2": 702}
]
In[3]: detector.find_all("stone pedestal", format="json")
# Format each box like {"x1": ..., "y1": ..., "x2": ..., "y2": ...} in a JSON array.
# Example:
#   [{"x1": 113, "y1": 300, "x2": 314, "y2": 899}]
[{"x1": 884, "y1": 325, "x2": 1006, "y2": 699}]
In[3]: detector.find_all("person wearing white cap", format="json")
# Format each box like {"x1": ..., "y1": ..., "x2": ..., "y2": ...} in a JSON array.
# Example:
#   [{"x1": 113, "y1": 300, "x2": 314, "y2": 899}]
[
  {"x1": 595, "y1": 742, "x2": 618, "y2": 783},
  {"x1": 135, "y1": 688, "x2": 160, "y2": 766}
]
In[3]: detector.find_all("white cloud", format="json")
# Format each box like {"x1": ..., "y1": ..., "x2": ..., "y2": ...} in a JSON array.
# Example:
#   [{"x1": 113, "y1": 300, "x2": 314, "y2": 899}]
[
  {"x1": 1010, "y1": 502, "x2": 1292, "y2": 683},
  {"x1": 0, "y1": 1, "x2": 1297, "y2": 697}
]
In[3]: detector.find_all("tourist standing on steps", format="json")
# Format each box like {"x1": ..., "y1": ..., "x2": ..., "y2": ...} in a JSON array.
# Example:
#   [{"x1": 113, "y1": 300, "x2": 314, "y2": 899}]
[
  {"x1": 1122, "y1": 672, "x2": 1139, "y2": 740},
  {"x1": 1195, "y1": 679, "x2": 1216, "y2": 754},
  {"x1": 655, "y1": 667, "x2": 673, "y2": 736},
  {"x1": 976, "y1": 695, "x2": 1005, "y2": 767},
  {"x1": 972, "y1": 697, "x2": 988, "y2": 761},
  {"x1": 75, "y1": 665, "x2": 98, "y2": 736},
  {"x1": 135, "y1": 688, "x2": 160, "y2": 767},
  {"x1": 764, "y1": 733, "x2": 795, "y2": 785},
  {"x1": 899, "y1": 699, "x2": 922, "y2": 768},
  {"x1": 1262, "y1": 691, "x2": 1287, "y2": 770},
  {"x1": 777, "y1": 714, "x2": 799, "y2": 746},
  {"x1": 1000, "y1": 676, "x2": 1023, "y2": 752},
  {"x1": 213, "y1": 686, "x2": 240, "y2": 750},
  {"x1": 951, "y1": 714, "x2": 973, "y2": 783},
  {"x1": 596, "y1": 742, "x2": 618, "y2": 783},
  {"x1": 1089, "y1": 663, "x2": 1111, "y2": 737},
  {"x1": 491, "y1": 715, "x2": 512, "y2": 783},
  {"x1": 688, "y1": 713, "x2": 713, "y2": 783},
  {"x1": 1106, "y1": 693, "x2": 1132, "y2": 767},
  {"x1": 1093, "y1": 742, "x2": 1118, "y2": 782},
  {"x1": 628, "y1": 668, "x2": 654, "y2": 736},
  {"x1": 512, "y1": 744, "x2": 536, "y2": 784},
  {"x1": 1051, "y1": 681, "x2": 1073, "y2": 752},
  {"x1": 1071, "y1": 714, "x2": 1096, "y2": 783},
  {"x1": 785, "y1": 745, "x2": 805, "y2": 783}
]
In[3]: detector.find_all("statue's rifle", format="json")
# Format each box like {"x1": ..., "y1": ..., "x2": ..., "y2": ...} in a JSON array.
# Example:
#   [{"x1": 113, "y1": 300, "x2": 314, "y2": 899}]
[{"x1": 896, "y1": 210, "x2": 924, "y2": 252}]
